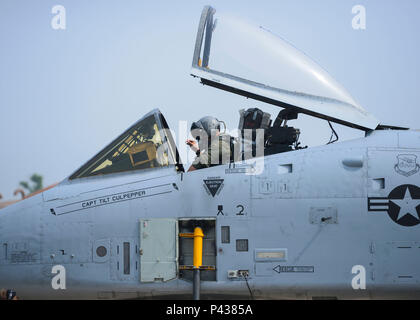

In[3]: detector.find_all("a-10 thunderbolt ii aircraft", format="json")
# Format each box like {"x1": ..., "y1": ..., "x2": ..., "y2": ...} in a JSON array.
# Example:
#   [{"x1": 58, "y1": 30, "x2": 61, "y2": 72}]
[{"x1": 1, "y1": 5, "x2": 419, "y2": 300}]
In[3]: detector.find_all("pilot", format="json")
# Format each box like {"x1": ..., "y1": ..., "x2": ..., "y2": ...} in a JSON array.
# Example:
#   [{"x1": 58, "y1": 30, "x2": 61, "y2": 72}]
[{"x1": 186, "y1": 116, "x2": 231, "y2": 171}]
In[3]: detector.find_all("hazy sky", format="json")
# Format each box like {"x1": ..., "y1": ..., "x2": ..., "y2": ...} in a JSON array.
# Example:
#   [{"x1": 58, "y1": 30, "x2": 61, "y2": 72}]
[{"x1": 0, "y1": 0, "x2": 419, "y2": 199}]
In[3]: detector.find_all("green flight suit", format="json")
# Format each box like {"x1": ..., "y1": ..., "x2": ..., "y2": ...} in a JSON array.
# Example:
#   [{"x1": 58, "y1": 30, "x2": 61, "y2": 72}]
[{"x1": 192, "y1": 135, "x2": 231, "y2": 170}]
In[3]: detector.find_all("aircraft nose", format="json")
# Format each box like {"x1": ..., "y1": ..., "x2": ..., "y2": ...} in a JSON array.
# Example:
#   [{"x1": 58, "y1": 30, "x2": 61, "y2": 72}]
[
  {"x1": 0, "y1": 211, "x2": 5, "y2": 245},
  {"x1": 0, "y1": 213, "x2": 8, "y2": 282},
  {"x1": 0, "y1": 197, "x2": 44, "y2": 295}
]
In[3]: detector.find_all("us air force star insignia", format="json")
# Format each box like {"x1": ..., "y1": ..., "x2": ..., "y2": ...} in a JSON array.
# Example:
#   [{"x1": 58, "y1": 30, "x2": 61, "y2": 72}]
[
  {"x1": 368, "y1": 184, "x2": 420, "y2": 227},
  {"x1": 390, "y1": 187, "x2": 420, "y2": 221}
]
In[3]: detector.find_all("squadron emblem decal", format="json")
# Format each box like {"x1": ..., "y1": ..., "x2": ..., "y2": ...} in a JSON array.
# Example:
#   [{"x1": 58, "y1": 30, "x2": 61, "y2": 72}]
[
  {"x1": 394, "y1": 154, "x2": 420, "y2": 177},
  {"x1": 203, "y1": 177, "x2": 224, "y2": 197},
  {"x1": 368, "y1": 184, "x2": 420, "y2": 227}
]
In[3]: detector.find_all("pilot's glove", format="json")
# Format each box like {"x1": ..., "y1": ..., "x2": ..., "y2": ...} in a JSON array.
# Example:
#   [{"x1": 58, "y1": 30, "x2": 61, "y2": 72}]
[{"x1": 186, "y1": 139, "x2": 199, "y2": 154}]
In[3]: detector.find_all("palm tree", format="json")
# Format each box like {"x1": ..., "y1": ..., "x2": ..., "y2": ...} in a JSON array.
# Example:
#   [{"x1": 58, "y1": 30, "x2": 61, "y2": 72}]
[{"x1": 20, "y1": 174, "x2": 43, "y2": 194}]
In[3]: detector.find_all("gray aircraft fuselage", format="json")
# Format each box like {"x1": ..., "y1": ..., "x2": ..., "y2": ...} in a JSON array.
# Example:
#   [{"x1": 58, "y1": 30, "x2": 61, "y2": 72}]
[{"x1": 1, "y1": 127, "x2": 419, "y2": 299}]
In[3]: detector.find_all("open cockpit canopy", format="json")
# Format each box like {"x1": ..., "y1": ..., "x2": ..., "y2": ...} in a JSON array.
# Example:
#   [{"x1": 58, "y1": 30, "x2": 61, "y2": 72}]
[
  {"x1": 69, "y1": 109, "x2": 182, "y2": 180},
  {"x1": 191, "y1": 6, "x2": 380, "y2": 131}
]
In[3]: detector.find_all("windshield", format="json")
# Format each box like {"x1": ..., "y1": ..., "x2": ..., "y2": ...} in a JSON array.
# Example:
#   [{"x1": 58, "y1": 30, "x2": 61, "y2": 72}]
[{"x1": 70, "y1": 113, "x2": 170, "y2": 179}]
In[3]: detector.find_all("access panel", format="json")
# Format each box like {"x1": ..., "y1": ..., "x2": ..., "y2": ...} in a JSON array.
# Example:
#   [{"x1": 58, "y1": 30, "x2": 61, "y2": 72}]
[{"x1": 139, "y1": 219, "x2": 178, "y2": 282}]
